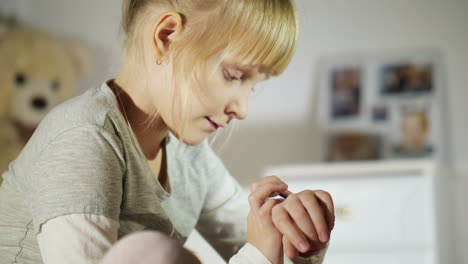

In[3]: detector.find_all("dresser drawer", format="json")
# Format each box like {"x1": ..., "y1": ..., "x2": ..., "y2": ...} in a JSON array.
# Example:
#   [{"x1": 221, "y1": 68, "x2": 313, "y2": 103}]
[
  {"x1": 281, "y1": 173, "x2": 434, "y2": 247},
  {"x1": 319, "y1": 249, "x2": 435, "y2": 264}
]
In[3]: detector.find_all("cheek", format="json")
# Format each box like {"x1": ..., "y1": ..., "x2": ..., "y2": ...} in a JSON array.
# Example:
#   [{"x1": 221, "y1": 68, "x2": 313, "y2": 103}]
[
  {"x1": 197, "y1": 80, "x2": 230, "y2": 111},
  {"x1": 160, "y1": 67, "x2": 229, "y2": 124},
  {"x1": 156, "y1": 87, "x2": 201, "y2": 128}
]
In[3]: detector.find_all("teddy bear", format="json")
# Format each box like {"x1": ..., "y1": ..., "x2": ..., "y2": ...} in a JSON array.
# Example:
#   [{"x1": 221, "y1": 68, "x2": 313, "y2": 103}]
[{"x1": 0, "y1": 19, "x2": 94, "y2": 184}]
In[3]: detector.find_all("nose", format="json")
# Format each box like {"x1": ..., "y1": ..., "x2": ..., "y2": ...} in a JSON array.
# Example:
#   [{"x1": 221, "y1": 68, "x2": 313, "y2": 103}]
[
  {"x1": 226, "y1": 93, "x2": 249, "y2": 121},
  {"x1": 32, "y1": 97, "x2": 48, "y2": 110}
]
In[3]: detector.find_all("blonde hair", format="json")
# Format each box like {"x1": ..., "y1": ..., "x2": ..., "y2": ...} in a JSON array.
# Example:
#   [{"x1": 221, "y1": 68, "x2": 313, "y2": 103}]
[{"x1": 121, "y1": 0, "x2": 299, "y2": 149}]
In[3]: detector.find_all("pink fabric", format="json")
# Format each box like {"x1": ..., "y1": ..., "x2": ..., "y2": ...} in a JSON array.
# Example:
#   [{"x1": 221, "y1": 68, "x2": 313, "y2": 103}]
[{"x1": 100, "y1": 231, "x2": 201, "y2": 264}]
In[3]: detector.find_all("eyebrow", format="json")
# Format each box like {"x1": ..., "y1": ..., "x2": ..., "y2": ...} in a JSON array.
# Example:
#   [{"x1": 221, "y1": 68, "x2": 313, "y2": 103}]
[{"x1": 223, "y1": 62, "x2": 271, "y2": 81}]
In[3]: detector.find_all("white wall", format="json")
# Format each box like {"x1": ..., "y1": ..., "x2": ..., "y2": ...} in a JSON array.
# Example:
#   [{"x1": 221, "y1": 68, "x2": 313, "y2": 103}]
[
  {"x1": 3, "y1": 0, "x2": 125, "y2": 87},
  {"x1": 5, "y1": 0, "x2": 467, "y2": 263}
]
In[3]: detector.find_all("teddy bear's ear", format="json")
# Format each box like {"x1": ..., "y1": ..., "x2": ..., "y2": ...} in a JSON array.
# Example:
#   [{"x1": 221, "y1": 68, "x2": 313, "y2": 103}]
[
  {"x1": 0, "y1": 23, "x2": 7, "y2": 38},
  {"x1": 0, "y1": 18, "x2": 11, "y2": 39},
  {"x1": 62, "y1": 39, "x2": 96, "y2": 80},
  {"x1": 0, "y1": 16, "x2": 19, "y2": 39}
]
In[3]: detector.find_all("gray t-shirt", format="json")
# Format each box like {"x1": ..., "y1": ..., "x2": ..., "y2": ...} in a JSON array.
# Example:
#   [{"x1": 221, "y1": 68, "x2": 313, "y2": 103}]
[{"x1": 0, "y1": 81, "x2": 248, "y2": 263}]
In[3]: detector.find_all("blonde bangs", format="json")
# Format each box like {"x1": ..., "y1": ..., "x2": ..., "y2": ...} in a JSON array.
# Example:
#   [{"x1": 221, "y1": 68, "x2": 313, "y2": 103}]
[
  {"x1": 122, "y1": 0, "x2": 298, "y2": 81},
  {"x1": 170, "y1": 0, "x2": 298, "y2": 78},
  {"x1": 221, "y1": 0, "x2": 298, "y2": 76}
]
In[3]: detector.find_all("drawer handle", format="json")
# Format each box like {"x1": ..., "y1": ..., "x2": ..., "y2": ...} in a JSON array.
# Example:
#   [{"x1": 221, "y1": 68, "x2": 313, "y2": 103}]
[{"x1": 336, "y1": 205, "x2": 352, "y2": 220}]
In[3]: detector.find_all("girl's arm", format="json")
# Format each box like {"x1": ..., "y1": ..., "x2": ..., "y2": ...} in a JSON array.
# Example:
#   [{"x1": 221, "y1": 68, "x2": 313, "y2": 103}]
[
  {"x1": 24, "y1": 126, "x2": 125, "y2": 263},
  {"x1": 195, "y1": 174, "x2": 328, "y2": 264},
  {"x1": 37, "y1": 214, "x2": 119, "y2": 264},
  {"x1": 196, "y1": 142, "x2": 329, "y2": 264},
  {"x1": 195, "y1": 175, "x2": 274, "y2": 264}
]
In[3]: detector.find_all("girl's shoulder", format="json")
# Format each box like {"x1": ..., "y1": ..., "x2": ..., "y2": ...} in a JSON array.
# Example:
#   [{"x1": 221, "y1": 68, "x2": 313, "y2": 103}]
[
  {"x1": 38, "y1": 82, "x2": 121, "y2": 136},
  {"x1": 8, "y1": 82, "x2": 126, "y2": 177},
  {"x1": 2, "y1": 83, "x2": 127, "y2": 206},
  {"x1": 28, "y1": 81, "x2": 128, "y2": 149}
]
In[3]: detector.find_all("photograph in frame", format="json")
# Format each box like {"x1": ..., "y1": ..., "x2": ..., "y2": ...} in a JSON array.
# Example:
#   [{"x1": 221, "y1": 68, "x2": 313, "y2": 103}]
[
  {"x1": 389, "y1": 104, "x2": 434, "y2": 159},
  {"x1": 329, "y1": 66, "x2": 363, "y2": 120},
  {"x1": 326, "y1": 132, "x2": 382, "y2": 162},
  {"x1": 380, "y1": 62, "x2": 434, "y2": 96}
]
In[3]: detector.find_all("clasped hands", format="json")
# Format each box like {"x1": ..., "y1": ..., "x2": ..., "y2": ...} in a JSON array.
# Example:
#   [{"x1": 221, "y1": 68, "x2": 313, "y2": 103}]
[{"x1": 247, "y1": 176, "x2": 335, "y2": 264}]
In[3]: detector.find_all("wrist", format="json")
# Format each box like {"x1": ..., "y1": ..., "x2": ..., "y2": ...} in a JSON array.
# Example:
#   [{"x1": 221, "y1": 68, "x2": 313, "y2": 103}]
[{"x1": 248, "y1": 241, "x2": 283, "y2": 264}]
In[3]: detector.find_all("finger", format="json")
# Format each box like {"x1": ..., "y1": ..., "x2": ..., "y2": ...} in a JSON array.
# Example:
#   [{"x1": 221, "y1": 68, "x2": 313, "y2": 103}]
[
  {"x1": 314, "y1": 190, "x2": 335, "y2": 231},
  {"x1": 250, "y1": 175, "x2": 287, "y2": 193},
  {"x1": 283, "y1": 236, "x2": 298, "y2": 260},
  {"x1": 248, "y1": 182, "x2": 288, "y2": 211},
  {"x1": 279, "y1": 190, "x2": 293, "y2": 199},
  {"x1": 272, "y1": 205, "x2": 310, "y2": 253},
  {"x1": 283, "y1": 194, "x2": 319, "y2": 242},
  {"x1": 259, "y1": 198, "x2": 282, "y2": 216},
  {"x1": 299, "y1": 192, "x2": 330, "y2": 243}
]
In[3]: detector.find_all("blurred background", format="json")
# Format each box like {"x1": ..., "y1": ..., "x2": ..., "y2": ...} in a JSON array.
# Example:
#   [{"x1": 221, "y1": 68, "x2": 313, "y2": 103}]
[{"x1": 0, "y1": 0, "x2": 466, "y2": 263}]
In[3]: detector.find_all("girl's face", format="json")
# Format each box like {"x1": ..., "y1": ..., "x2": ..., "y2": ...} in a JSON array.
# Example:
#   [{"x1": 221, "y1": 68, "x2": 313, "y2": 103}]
[{"x1": 150, "y1": 55, "x2": 270, "y2": 146}]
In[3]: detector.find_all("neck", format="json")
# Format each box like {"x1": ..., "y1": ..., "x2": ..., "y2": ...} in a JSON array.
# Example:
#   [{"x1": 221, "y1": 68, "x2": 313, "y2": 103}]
[{"x1": 113, "y1": 65, "x2": 168, "y2": 161}]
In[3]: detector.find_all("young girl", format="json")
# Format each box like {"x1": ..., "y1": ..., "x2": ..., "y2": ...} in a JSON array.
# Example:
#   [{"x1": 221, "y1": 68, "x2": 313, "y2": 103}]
[{"x1": 0, "y1": 0, "x2": 335, "y2": 263}]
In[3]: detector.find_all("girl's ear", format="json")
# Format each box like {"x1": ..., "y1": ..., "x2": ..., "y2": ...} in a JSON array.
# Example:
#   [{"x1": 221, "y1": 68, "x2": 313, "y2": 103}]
[{"x1": 152, "y1": 12, "x2": 184, "y2": 61}]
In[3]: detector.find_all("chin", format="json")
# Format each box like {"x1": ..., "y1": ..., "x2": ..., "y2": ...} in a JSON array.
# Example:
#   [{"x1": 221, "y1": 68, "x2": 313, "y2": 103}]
[
  {"x1": 167, "y1": 126, "x2": 207, "y2": 146},
  {"x1": 182, "y1": 137, "x2": 206, "y2": 146}
]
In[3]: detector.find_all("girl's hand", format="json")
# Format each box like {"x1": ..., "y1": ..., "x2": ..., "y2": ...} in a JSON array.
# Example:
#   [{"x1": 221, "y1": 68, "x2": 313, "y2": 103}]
[
  {"x1": 247, "y1": 176, "x2": 288, "y2": 264},
  {"x1": 272, "y1": 189, "x2": 335, "y2": 260}
]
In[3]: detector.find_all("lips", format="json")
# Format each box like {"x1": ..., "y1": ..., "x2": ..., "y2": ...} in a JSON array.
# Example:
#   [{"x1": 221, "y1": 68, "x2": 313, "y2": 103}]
[{"x1": 206, "y1": 117, "x2": 219, "y2": 129}]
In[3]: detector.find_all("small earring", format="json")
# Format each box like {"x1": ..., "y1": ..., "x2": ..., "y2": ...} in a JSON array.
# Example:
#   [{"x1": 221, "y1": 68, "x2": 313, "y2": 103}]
[{"x1": 156, "y1": 55, "x2": 166, "y2": 65}]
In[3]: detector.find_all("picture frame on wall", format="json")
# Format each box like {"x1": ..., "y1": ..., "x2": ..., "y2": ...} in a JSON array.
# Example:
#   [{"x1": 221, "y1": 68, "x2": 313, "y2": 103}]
[
  {"x1": 317, "y1": 49, "x2": 445, "y2": 162},
  {"x1": 317, "y1": 59, "x2": 369, "y2": 134},
  {"x1": 371, "y1": 104, "x2": 390, "y2": 123},
  {"x1": 380, "y1": 62, "x2": 434, "y2": 96},
  {"x1": 326, "y1": 132, "x2": 382, "y2": 162},
  {"x1": 388, "y1": 102, "x2": 435, "y2": 159},
  {"x1": 329, "y1": 66, "x2": 362, "y2": 120}
]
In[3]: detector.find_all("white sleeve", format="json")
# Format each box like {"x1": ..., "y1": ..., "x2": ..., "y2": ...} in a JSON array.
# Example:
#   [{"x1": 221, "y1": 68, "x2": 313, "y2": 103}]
[
  {"x1": 230, "y1": 242, "x2": 328, "y2": 264},
  {"x1": 229, "y1": 243, "x2": 272, "y2": 264},
  {"x1": 195, "y1": 169, "x2": 250, "y2": 261},
  {"x1": 37, "y1": 214, "x2": 119, "y2": 264}
]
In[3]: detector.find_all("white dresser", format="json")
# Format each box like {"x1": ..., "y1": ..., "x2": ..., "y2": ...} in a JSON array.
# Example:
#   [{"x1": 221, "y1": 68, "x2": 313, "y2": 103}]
[
  {"x1": 185, "y1": 160, "x2": 455, "y2": 264},
  {"x1": 263, "y1": 160, "x2": 455, "y2": 264}
]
